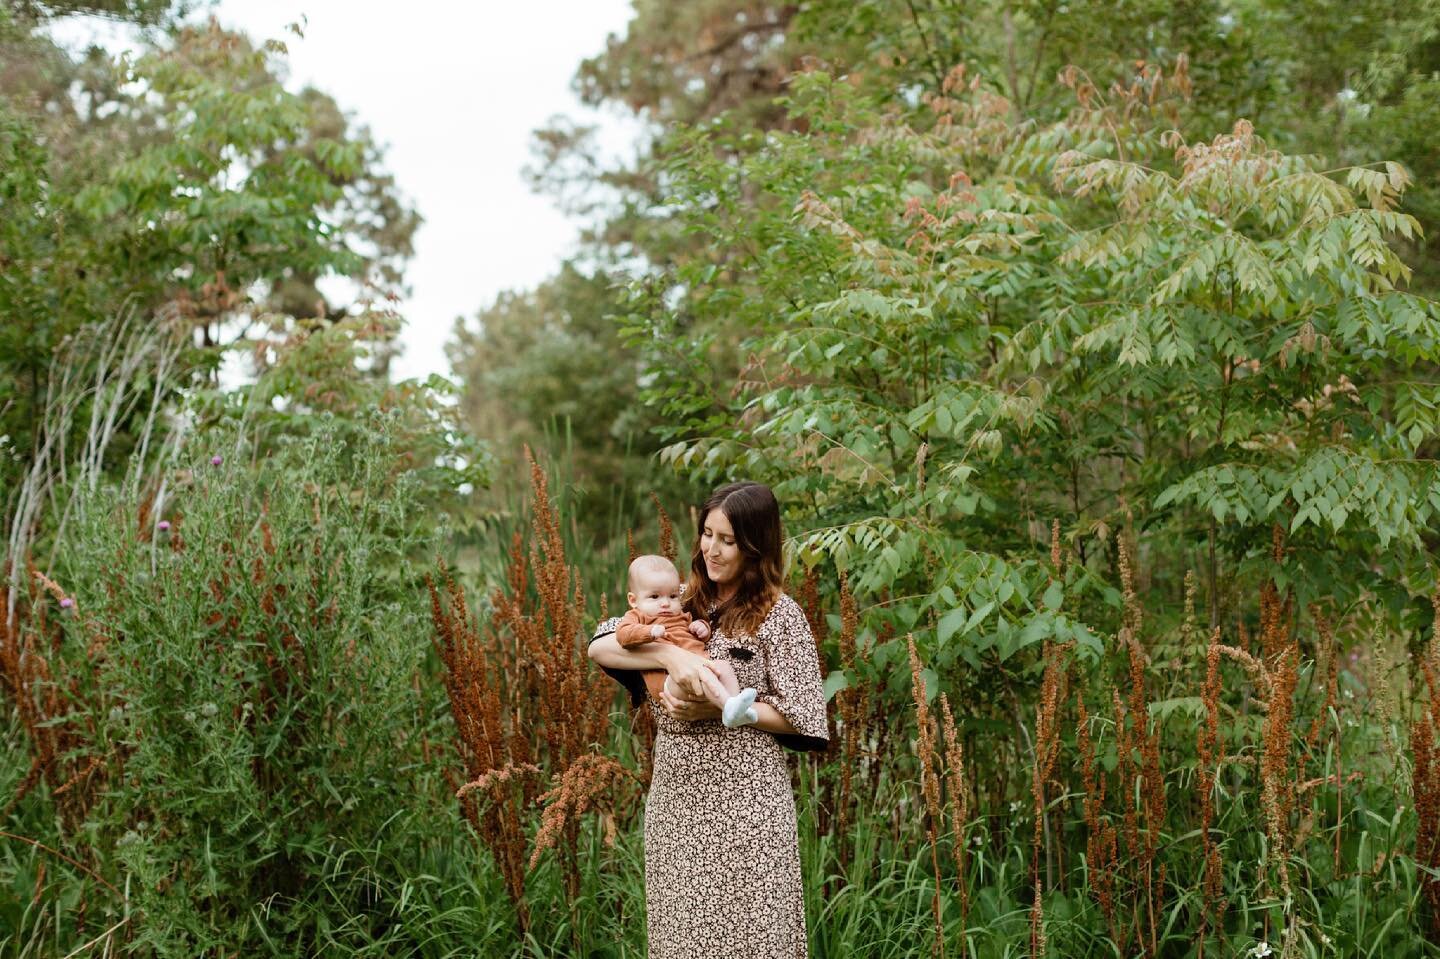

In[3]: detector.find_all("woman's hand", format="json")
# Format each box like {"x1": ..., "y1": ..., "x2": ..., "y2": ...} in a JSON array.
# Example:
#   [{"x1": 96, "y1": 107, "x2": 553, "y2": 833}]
[
  {"x1": 660, "y1": 647, "x2": 718, "y2": 701},
  {"x1": 658, "y1": 686, "x2": 721, "y2": 722}
]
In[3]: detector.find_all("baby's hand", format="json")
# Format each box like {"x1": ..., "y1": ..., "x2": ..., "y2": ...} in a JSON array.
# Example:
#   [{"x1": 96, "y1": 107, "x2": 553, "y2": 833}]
[
  {"x1": 650, "y1": 623, "x2": 666, "y2": 639},
  {"x1": 689, "y1": 620, "x2": 710, "y2": 640}
]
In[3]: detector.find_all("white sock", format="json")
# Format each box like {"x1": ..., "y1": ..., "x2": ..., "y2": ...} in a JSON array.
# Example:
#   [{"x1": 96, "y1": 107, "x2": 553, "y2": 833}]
[{"x1": 722, "y1": 688, "x2": 758, "y2": 727}]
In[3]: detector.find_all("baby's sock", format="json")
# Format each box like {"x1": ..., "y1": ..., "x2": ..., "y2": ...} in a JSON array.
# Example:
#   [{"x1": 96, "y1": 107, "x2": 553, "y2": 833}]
[{"x1": 722, "y1": 687, "x2": 759, "y2": 728}]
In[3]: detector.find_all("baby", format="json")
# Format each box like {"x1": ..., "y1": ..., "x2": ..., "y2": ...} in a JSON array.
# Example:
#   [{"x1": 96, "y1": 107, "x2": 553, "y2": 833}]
[{"x1": 616, "y1": 554, "x2": 759, "y2": 727}]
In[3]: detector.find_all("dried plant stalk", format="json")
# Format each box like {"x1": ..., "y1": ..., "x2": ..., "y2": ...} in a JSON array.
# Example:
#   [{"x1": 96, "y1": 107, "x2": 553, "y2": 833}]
[
  {"x1": 939, "y1": 693, "x2": 970, "y2": 940},
  {"x1": 1196, "y1": 627, "x2": 1226, "y2": 955},
  {"x1": 909, "y1": 635, "x2": 946, "y2": 959},
  {"x1": 430, "y1": 449, "x2": 625, "y2": 931},
  {"x1": 1075, "y1": 697, "x2": 1118, "y2": 940},
  {"x1": 1030, "y1": 641, "x2": 1070, "y2": 959},
  {"x1": 651, "y1": 493, "x2": 675, "y2": 564},
  {"x1": 1413, "y1": 589, "x2": 1440, "y2": 937},
  {"x1": 836, "y1": 572, "x2": 865, "y2": 868}
]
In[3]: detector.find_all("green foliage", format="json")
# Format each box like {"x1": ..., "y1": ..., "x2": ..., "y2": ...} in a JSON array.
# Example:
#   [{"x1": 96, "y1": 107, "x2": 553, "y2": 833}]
[
  {"x1": 45, "y1": 418, "x2": 429, "y2": 954},
  {"x1": 604, "y1": 52, "x2": 1440, "y2": 953},
  {"x1": 0, "y1": 15, "x2": 419, "y2": 503},
  {"x1": 629, "y1": 66, "x2": 1439, "y2": 659},
  {"x1": 448, "y1": 263, "x2": 696, "y2": 547}
]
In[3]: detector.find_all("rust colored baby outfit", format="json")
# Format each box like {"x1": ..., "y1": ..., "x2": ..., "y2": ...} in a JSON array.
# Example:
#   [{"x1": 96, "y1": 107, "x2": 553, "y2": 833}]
[{"x1": 615, "y1": 609, "x2": 708, "y2": 702}]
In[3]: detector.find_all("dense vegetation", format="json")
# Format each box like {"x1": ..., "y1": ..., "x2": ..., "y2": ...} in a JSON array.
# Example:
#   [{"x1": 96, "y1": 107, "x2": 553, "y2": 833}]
[{"x1": 4, "y1": 1, "x2": 1440, "y2": 956}]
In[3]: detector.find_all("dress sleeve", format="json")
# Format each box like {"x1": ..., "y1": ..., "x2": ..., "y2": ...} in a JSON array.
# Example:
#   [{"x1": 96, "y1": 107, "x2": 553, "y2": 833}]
[
  {"x1": 755, "y1": 595, "x2": 830, "y2": 753},
  {"x1": 589, "y1": 616, "x2": 648, "y2": 709}
]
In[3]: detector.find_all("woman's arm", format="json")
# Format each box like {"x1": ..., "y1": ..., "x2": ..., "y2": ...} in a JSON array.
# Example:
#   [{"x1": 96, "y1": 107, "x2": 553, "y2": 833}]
[
  {"x1": 587, "y1": 633, "x2": 717, "y2": 699},
  {"x1": 656, "y1": 687, "x2": 799, "y2": 734}
]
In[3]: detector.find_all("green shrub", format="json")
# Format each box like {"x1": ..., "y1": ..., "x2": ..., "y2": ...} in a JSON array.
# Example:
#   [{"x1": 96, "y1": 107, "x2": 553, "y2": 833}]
[{"x1": 47, "y1": 414, "x2": 433, "y2": 955}]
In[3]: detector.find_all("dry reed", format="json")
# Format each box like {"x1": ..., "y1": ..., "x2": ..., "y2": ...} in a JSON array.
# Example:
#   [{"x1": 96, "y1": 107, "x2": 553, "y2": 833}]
[
  {"x1": 939, "y1": 693, "x2": 969, "y2": 940},
  {"x1": 1195, "y1": 626, "x2": 1225, "y2": 956},
  {"x1": 651, "y1": 493, "x2": 675, "y2": 564},
  {"x1": 1413, "y1": 588, "x2": 1440, "y2": 937},
  {"x1": 0, "y1": 562, "x2": 106, "y2": 831},
  {"x1": 1075, "y1": 697, "x2": 1118, "y2": 940},
  {"x1": 1029, "y1": 640, "x2": 1070, "y2": 959},
  {"x1": 835, "y1": 571, "x2": 867, "y2": 870},
  {"x1": 431, "y1": 449, "x2": 627, "y2": 932},
  {"x1": 909, "y1": 634, "x2": 946, "y2": 958}
]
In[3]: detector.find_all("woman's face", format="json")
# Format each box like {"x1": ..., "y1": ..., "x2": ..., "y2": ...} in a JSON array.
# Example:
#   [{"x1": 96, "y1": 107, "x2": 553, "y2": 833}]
[{"x1": 700, "y1": 508, "x2": 743, "y2": 586}]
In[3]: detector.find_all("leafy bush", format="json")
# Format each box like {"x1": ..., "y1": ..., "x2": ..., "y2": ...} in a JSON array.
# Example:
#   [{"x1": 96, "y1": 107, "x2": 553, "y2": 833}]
[{"x1": 4, "y1": 414, "x2": 451, "y2": 955}]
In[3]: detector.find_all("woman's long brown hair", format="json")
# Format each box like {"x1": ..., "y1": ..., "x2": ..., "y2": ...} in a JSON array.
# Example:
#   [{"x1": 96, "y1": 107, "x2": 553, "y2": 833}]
[{"x1": 683, "y1": 481, "x2": 785, "y2": 636}]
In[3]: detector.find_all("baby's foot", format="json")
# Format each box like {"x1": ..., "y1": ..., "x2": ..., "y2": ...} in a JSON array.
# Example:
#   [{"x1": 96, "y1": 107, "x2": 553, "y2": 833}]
[{"x1": 722, "y1": 687, "x2": 758, "y2": 728}]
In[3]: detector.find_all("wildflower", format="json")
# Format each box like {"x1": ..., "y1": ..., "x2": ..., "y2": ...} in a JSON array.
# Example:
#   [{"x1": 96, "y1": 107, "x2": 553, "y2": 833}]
[
  {"x1": 1251, "y1": 942, "x2": 1272, "y2": 958},
  {"x1": 117, "y1": 830, "x2": 141, "y2": 847},
  {"x1": 108, "y1": 706, "x2": 124, "y2": 722},
  {"x1": 200, "y1": 702, "x2": 218, "y2": 718},
  {"x1": 59, "y1": 596, "x2": 74, "y2": 608},
  {"x1": 158, "y1": 520, "x2": 171, "y2": 531},
  {"x1": 184, "y1": 710, "x2": 196, "y2": 722},
  {"x1": 211, "y1": 454, "x2": 223, "y2": 466}
]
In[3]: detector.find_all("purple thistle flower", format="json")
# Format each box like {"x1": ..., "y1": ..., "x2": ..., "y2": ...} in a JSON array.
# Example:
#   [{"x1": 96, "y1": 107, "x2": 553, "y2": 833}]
[
  {"x1": 60, "y1": 597, "x2": 74, "y2": 609},
  {"x1": 211, "y1": 455, "x2": 223, "y2": 466},
  {"x1": 158, "y1": 520, "x2": 171, "y2": 531}
]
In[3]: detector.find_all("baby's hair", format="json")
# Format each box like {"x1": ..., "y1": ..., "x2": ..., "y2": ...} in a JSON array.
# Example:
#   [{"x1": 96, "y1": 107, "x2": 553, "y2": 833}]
[{"x1": 628, "y1": 554, "x2": 680, "y2": 592}]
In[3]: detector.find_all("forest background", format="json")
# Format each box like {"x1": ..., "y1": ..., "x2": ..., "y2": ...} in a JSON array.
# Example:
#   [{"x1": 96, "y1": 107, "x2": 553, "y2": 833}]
[{"x1": 4, "y1": 0, "x2": 1440, "y2": 956}]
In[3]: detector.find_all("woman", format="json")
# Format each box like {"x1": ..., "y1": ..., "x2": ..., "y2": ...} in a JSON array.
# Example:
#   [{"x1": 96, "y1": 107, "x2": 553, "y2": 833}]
[{"x1": 588, "y1": 481, "x2": 829, "y2": 958}]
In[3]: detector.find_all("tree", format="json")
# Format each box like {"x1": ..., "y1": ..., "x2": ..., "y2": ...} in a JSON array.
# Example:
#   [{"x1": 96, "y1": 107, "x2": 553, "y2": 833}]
[{"x1": 0, "y1": 12, "x2": 420, "y2": 501}]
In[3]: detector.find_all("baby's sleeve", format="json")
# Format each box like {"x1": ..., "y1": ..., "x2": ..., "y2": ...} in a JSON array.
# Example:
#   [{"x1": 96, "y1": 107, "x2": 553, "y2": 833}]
[{"x1": 614, "y1": 610, "x2": 653, "y2": 648}]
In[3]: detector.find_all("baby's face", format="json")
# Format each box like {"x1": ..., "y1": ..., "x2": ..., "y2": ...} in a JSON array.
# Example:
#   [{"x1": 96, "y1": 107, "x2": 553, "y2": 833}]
[{"x1": 629, "y1": 568, "x2": 683, "y2": 617}]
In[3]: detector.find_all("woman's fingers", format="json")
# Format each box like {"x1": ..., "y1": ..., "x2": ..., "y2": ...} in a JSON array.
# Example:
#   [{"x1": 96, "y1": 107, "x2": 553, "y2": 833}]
[{"x1": 658, "y1": 688, "x2": 694, "y2": 719}]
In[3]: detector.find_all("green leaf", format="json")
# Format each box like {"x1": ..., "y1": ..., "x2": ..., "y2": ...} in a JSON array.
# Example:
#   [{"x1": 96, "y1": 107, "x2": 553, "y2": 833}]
[{"x1": 938, "y1": 606, "x2": 969, "y2": 643}]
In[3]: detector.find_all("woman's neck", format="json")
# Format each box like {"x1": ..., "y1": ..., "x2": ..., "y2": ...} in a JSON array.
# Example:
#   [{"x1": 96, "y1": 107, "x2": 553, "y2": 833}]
[{"x1": 714, "y1": 582, "x2": 739, "y2": 605}]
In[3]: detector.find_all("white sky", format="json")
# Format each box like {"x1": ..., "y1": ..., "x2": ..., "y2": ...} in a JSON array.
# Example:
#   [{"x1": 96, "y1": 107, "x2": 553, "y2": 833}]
[{"x1": 51, "y1": 0, "x2": 643, "y2": 384}]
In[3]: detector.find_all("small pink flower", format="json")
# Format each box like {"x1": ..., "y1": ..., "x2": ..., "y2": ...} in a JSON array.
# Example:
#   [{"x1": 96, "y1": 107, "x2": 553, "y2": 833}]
[
  {"x1": 211, "y1": 455, "x2": 223, "y2": 466},
  {"x1": 157, "y1": 520, "x2": 171, "y2": 531},
  {"x1": 60, "y1": 597, "x2": 74, "y2": 609}
]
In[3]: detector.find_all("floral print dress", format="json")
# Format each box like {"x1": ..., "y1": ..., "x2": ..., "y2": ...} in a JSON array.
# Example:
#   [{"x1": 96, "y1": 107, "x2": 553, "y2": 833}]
[{"x1": 591, "y1": 593, "x2": 829, "y2": 958}]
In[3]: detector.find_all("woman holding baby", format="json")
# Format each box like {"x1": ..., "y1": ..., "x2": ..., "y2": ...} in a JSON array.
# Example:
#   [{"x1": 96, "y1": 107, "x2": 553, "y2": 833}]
[{"x1": 587, "y1": 480, "x2": 829, "y2": 958}]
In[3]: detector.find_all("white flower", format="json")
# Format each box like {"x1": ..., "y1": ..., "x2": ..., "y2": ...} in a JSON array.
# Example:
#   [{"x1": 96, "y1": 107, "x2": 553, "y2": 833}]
[
  {"x1": 200, "y1": 702, "x2": 218, "y2": 718},
  {"x1": 1251, "y1": 942, "x2": 1272, "y2": 958}
]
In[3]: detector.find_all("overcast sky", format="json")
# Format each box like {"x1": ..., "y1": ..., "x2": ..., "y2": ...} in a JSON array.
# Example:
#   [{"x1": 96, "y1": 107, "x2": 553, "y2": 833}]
[{"x1": 53, "y1": 1, "x2": 642, "y2": 384}]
